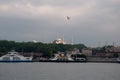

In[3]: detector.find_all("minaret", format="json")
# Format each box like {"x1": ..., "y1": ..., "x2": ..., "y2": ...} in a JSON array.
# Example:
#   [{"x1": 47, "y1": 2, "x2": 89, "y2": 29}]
[
  {"x1": 71, "y1": 36, "x2": 73, "y2": 45},
  {"x1": 62, "y1": 35, "x2": 66, "y2": 44}
]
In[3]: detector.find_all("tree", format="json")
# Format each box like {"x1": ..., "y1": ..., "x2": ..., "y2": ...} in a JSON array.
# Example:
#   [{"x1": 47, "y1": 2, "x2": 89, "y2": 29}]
[{"x1": 0, "y1": 40, "x2": 87, "y2": 58}]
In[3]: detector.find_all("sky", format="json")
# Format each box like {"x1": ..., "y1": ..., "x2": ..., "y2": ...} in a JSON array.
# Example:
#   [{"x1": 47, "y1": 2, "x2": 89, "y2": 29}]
[{"x1": 0, "y1": 0, "x2": 120, "y2": 47}]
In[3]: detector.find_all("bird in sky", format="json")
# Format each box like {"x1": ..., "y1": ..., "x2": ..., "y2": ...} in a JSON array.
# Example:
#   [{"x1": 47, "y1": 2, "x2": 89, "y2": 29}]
[{"x1": 67, "y1": 16, "x2": 70, "y2": 20}]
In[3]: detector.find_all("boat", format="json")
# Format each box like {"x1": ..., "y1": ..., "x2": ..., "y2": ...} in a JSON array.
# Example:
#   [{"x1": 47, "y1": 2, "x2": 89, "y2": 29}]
[
  {"x1": 75, "y1": 57, "x2": 87, "y2": 61},
  {"x1": 117, "y1": 58, "x2": 120, "y2": 63},
  {"x1": 49, "y1": 54, "x2": 59, "y2": 61},
  {"x1": 49, "y1": 49, "x2": 87, "y2": 62},
  {"x1": 0, "y1": 50, "x2": 33, "y2": 62},
  {"x1": 49, "y1": 53, "x2": 74, "y2": 61}
]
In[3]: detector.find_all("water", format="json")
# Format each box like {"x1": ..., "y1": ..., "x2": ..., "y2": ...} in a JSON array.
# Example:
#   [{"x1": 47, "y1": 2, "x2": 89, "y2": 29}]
[{"x1": 0, "y1": 63, "x2": 120, "y2": 80}]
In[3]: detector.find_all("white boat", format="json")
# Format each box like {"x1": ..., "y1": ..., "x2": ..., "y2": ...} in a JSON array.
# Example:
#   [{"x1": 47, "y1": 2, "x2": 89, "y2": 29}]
[
  {"x1": 117, "y1": 58, "x2": 120, "y2": 63},
  {"x1": 49, "y1": 53, "x2": 74, "y2": 61},
  {"x1": 49, "y1": 54, "x2": 59, "y2": 61},
  {"x1": 0, "y1": 50, "x2": 33, "y2": 62}
]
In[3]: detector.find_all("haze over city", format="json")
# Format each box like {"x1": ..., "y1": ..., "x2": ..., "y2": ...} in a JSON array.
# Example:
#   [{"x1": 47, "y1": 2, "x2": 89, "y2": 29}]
[{"x1": 0, "y1": 0, "x2": 120, "y2": 47}]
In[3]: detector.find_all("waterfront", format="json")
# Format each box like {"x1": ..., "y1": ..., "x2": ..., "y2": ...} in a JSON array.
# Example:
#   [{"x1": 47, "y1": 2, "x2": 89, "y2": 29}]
[{"x1": 0, "y1": 63, "x2": 120, "y2": 80}]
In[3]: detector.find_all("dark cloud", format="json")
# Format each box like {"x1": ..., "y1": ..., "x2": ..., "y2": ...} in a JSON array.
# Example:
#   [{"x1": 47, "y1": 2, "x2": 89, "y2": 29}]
[{"x1": 0, "y1": 0, "x2": 120, "y2": 46}]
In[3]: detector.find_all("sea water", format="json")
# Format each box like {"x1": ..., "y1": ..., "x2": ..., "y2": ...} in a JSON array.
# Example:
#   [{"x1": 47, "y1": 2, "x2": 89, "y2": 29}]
[{"x1": 0, "y1": 63, "x2": 120, "y2": 80}]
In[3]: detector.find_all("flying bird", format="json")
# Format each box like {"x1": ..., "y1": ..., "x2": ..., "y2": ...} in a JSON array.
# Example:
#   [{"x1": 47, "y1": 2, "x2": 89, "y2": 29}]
[{"x1": 67, "y1": 16, "x2": 70, "y2": 20}]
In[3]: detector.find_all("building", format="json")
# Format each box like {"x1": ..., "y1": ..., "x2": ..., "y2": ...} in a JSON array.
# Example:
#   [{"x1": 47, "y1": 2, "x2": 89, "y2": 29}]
[
  {"x1": 108, "y1": 46, "x2": 120, "y2": 52},
  {"x1": 53, "y1": 38, "x2": 66, "y2": 44},
  {"x1": 81, "y1": 49, "x2": 92, "y2": 56}
]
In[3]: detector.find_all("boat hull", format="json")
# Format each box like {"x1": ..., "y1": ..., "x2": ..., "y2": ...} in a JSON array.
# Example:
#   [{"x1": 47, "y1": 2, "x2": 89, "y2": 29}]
[
  {"x1": 0, "y1": 60, "x2": 32, "y2": 62},
  {"x1": 117, "y1": 61, "x2": 120, "y2": 63},
  {"x1": 117, "y1": 58, "x2": 120, "y2": 63},
  {"x1": 39, "y1": 60, "x2": 87, "y2": 63}
]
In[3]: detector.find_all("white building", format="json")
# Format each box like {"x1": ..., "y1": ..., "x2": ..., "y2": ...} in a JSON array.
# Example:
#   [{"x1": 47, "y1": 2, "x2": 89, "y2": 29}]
[
  {"x1": 81, "y1": 49, "x2": 92, "y2": 56},
  {"x1": 53, "y1": 38, "x2": 66, "y2": 44}
]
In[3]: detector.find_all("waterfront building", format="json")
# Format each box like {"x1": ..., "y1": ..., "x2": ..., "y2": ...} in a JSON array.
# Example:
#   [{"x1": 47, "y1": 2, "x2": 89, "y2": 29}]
[
  {"x1": 72, "y1": 48, "x2": 81, "y2": 54},
  {"x1": 108, "y1": 46, "x2": 120, "y2": 52},
  {"x1": 81, "y1": 49, "x2": 92, "y2": 56}
]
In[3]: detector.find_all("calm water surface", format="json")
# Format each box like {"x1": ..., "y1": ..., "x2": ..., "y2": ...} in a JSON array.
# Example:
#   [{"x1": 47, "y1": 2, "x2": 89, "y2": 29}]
[{"x1": 0, "y1": 63, "x2": 120, "y2": 80}]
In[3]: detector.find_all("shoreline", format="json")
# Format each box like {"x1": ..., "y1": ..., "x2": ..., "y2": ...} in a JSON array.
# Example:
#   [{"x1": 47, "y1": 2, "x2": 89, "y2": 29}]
[{"x1": 0, "y1": 60, "x2": 118, "y2": 63}]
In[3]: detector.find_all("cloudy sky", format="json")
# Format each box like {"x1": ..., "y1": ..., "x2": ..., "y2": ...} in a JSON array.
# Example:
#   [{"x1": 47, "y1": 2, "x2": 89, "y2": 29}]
[{"x1": 0, "y1": 0, "x2": 120, "y2": 47}]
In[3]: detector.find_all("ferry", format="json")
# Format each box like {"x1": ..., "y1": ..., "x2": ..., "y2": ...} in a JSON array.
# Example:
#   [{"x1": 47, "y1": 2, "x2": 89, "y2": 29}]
[
  {"x1": 117, "y1": 58, "x2": 120, "y2": 63},
  {"x1": 49, "y1": 53, "x2": 74, "y2": 61},
  {"x1": 49, "y1": 53, "x2": 87, "y2": 62},
  {"x1": 0, "y1": 50, "x2": 33, "y2": 62}
]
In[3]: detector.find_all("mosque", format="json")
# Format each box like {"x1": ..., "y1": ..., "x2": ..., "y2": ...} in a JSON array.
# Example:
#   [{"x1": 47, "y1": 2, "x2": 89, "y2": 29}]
[{"x1": 52, "y1": 38, "x2": 66, "y2": 44}]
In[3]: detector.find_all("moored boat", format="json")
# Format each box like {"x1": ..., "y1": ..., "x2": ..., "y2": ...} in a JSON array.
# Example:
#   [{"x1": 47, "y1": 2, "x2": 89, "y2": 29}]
[
  {"x1": 0, "y1": 50, "x2": 33, "y2": 62},
  {"x1": 49, "y1": 52, "x2": 87, "y2": 62},
  {"x1": 117, "y1": 58, "x2": 120, "y2": 63}
]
